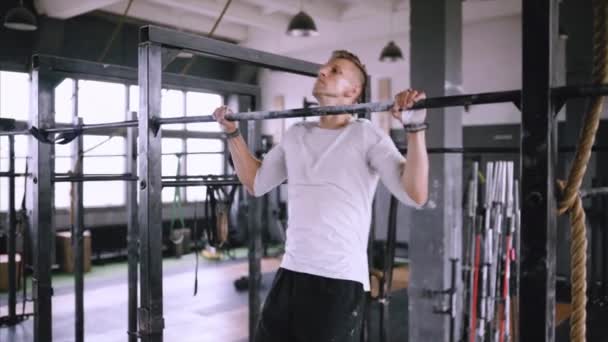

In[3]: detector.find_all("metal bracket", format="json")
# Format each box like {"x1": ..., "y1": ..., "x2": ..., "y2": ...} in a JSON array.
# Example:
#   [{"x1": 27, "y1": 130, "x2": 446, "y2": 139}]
[
  {"x1": 422, "y1": 258, "x2": 458, "y2": 317},
  {"x1": 32, "y1": 278, "x2": 54, "y2": 298},
  {"x1": 137, "y1": 307, "x2": 165, "y2": 335},
  {"x1": 150, "y1": 117, "x2": 161, "y2": 137}
]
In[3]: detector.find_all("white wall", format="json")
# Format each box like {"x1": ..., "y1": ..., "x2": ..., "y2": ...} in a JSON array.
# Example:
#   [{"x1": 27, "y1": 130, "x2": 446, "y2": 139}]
[
  {"x1": 462, "y1": 15, "x2": 521, "y2": 126},
  {"x1": 244, "y1": 11, "x2": 531, "y2": 140}
]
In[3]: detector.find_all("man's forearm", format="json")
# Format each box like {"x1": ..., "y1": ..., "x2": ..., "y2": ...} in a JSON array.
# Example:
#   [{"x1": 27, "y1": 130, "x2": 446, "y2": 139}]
[
  {"x1": 227, "y1": 134, "x2": 261, "y2": 194},
  {"x1": 402, "y1": 131, "x2": 429, "y2": 205}
]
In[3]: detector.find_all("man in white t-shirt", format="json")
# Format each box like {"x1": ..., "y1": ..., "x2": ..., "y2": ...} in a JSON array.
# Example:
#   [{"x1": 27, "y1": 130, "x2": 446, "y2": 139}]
[{"x1": 213, "y1": 50, "x2": 429, "y2": 342}]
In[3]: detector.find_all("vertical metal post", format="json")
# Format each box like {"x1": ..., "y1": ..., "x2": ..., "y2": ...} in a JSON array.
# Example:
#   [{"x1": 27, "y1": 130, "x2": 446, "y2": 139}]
[
  {"x1": 7, "y1": 135, "x2": 17, "y2": 323},
  {"x1": 247, "y1": 94, "x2": 262, "y2": 342},
  {"x1": 71, "y1": 115, "x2": 85, "y2": 342},
  {"x1": 409, "y1": 1, "x2": 463, "y2": 341},
  {"x1": 138, "y1": 41, "x2": 164, "y2": 342},
  {"x1": 520, "y1": 1, "x2": 559, "y2": 341},
  {"x1": 126, "y1": 104, "x2": 139, "y2": 342},
  {"x1": 29, "y1": 59, "x2": 55, "y2": 342}
]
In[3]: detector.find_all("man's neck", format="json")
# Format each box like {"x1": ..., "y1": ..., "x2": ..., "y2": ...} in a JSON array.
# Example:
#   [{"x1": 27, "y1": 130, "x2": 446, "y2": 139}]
[
  {"x1": 314, "y1": 95, "x2": 356, "y2": 129},
  {"x1": 318, "y1": 114, "x2": 352, "y2": 129}
]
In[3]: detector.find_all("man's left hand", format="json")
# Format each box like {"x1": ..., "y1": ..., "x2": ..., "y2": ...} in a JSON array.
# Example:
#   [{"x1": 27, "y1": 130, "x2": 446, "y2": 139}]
[{"x1": 391, "y1": 89, "x2": 427, "y2": 125}]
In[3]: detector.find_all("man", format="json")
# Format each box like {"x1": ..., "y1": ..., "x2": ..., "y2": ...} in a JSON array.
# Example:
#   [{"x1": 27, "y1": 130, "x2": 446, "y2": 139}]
[{"x1": 213, "y1": 50, "x2": 429, "y2": 342}]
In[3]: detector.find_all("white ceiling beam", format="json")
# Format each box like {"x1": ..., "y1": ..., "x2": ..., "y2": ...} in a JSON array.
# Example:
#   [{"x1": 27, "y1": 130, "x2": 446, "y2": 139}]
[
  {"x1": 147, "y1": 0, "x2": 288, "y2": 31},
  {"x1": 35, "y1": 0, "x2": 124, "y2": 19},
  {"x1": 102, "y1": 0, "x2": 249, "y2": 42},
  {"x1": 240, "y1": 0, "x2": 343, "y2": 20}
]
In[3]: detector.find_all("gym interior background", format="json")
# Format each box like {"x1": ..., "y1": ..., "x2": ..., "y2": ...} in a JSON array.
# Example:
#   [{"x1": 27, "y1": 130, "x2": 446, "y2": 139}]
[{"x1": 0, "y1": 0, "x2": 607, "y2": 341}]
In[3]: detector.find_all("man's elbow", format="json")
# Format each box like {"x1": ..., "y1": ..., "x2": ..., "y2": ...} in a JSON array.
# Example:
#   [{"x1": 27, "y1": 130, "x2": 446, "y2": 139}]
[
  {"x1": 408, "y1": 189, "x2": 428, "y2": 206},
  {"x1": 244, "y1": 181, "x2": 264, "y2": 198}
]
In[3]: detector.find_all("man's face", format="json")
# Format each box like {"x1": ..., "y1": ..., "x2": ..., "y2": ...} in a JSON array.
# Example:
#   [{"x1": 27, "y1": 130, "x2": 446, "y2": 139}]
[{"x1": 312, "y1": 58, "x2": 363, "y2": 103}]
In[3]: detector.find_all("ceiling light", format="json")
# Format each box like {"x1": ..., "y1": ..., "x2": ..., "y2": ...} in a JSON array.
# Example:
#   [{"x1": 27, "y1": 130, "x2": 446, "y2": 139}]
[
  {"x1": 4, "y1": 1, "x2": 37, "y2": 31},
  {"x1": 286, "y1": 11, "x2": 319, "y2": 37},
  {"x1": 379, "y1": 41, "x2": 404, "y2": 62}
]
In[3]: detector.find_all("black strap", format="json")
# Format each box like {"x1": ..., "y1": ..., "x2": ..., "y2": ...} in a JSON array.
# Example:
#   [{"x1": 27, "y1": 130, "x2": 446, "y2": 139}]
[
  {"x1": 193, "y1": 200, "x2": 200, "y2": 296},
  {"x1": 28, "y1": 126, "x2": 82, "y2": 145},
  {"x1": 204, "y1": 186, "x2": 219, "y2": 247},
  {"x1": 20, "y1": 162, "x2": 29, "y2": 314}
]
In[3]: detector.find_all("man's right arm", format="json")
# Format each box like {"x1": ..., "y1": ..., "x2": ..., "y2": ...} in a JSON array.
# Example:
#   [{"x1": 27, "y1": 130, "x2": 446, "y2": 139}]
[
  {"x1": 213, "y1": 105, "x2": 260, "y2": 194},
  {"x1": 226, "y1": 133, "x2": 260, "y2": 195}
]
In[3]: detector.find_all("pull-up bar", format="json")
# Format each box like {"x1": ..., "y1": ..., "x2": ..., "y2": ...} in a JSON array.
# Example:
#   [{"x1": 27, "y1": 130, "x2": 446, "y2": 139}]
[{"x1": 2, "y1": 84, "x2": 608, "y2": 138}]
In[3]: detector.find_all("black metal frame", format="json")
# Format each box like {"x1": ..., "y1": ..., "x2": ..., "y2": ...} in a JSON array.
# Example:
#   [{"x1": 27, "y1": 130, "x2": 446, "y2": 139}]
[
  {"x1": 20, "y1": 54, "x2": 260, "y2": 342},
  {"x1": 71, "y1": 116, "x2": 85, "y2": 342},
  {"x1": 138, "y1": 25, "x2": 319, "y2": 342},
  {"x1": 520, "y1": 0, "x2": 559, "y2": 340}
]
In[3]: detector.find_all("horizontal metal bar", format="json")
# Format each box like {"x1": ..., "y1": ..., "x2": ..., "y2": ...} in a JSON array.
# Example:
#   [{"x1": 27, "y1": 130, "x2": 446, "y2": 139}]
[
  {"x1": 398, "y1": 146, "x2": 608, "y2": 154},
  {"x1": 141, "y1": 26, "x2": 320, "y2": 77},
  {"x1": 34, "y1": 54, "x2": 260, "y2": 96},
  {"x1": 0, "y1": 130, "x2": 30, "y2": 137},
  {"x1": 0, "y1": 122, "x2": 226, "y2": 139},
  {"x1": 0, "y1": 172, "x2": 30, "y2": 177},
  {"x1": 581, "y1": 187, "x2": 608, "y2": 198},
  {"x1": 52, "y1": 174, "x2": 138, "y2": 182},
  {"x1": 51, "y1": 151, "x2": 224, "y2": 159},
  {"x1": 3, "y1": 83, "x2": 608, "y2": 137},
  {"x1": 161, "y1": 174, "x2": 237, "y2": 180},
  {"x1": 0, "y1": 118, "x2": 16, "y2": 130},
  {"x1": 552, "y1": 83, "x2": 608, "y2": 99},
  {"x1": 162, "y1": 180, "x2": 241, "y2": 187},
  {"x1": 44, "y1": 120, "x2": 138, "y2": 135}
]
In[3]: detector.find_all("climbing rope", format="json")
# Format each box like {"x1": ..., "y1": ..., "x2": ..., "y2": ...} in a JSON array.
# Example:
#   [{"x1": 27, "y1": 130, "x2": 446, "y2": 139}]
[{"x1": 557, "y1": 1, "x2": 608, "y2": 341}]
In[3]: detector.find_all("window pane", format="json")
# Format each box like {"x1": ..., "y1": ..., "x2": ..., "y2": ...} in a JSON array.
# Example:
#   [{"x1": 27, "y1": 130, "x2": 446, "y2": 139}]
[
  {"x1": 186, "y1": 141, "x2": 223, "y2": 201},
  {"x1": 1, "y1": 136, "x2": 28, "y2": 173},
  {"x1": 185, "y1": 92, "x2": 222, "y2": 132},
  {"x1": 55, "y1": 183, "x2": 71, "y2": 208},
  {"x1": 55, "y1": 78, "x2": 74, "y2": 124},
  {"x1": 162, "y1": 89, "x2": 184, "y2": 130},
  {"x1": 129, "y1": 85, "x2": 138, "y2": 113},
  {"x1": 55, "y1": 143, "x2": 72, "y2": 173},
  {"x1": 0, "y1": 178, "x2": 25, "y2": 212},
  {"x1": 78, "y1": 80, "x2": 125, "y2": 124},
  {"x1": 85, "y1": 181, "x2": 124, "y2": 207},
  {"x1": 82, "y1": 136, "x2": 125, "y2": 207},
  {"x1": 83, "y1": 136, "x2": 124, "y2": 156},
  {"x1": 0, "y1": 71, "x2": 29, "y2": 120},
  {"x1": 187, "y1": 139, "x2": 223, "y2": 153}
]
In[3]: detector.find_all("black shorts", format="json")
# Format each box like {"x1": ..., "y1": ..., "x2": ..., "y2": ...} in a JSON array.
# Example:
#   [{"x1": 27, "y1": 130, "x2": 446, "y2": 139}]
[{"x1": 254, "y1": 268, "x2": 366, "y2": 342}]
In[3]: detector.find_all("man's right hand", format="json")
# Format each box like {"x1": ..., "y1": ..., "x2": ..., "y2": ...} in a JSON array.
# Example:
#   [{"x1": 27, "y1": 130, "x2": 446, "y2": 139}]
[{"x1": 212, "y1": 106, "x2": 238, "y2": 133}]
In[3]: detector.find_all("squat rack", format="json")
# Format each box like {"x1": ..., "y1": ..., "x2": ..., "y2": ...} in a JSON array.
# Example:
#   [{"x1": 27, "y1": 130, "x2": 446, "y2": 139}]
[{"x1": 7, "y1": 54, "x2": 260, "y2": 342}]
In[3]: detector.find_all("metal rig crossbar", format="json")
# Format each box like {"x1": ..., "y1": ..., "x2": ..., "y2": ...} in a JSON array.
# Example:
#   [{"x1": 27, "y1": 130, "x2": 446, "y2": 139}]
[{"x1": 3, "y1": 84, "x2": 608, "y2": 139}]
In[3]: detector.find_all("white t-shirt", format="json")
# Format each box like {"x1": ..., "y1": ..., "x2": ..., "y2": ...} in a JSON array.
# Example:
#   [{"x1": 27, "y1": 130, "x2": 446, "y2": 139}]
[{"x1": 253, "y1": 118, "x2": 420, "y2": 291}]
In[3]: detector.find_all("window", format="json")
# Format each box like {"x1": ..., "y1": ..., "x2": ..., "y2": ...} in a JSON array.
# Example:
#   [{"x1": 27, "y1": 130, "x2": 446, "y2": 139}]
[
  {"x1": 186, "y1": 139, "x2": 224, "y2": 201},
  {"x1": 78, "y1": 80, "x2": 125, "y2": 124},
  {"x1": 162, "y1": 89, "x2": 185, "y2": 130},
  {"x1": 186, "y1": 91, "x2": 222, "y2": 132},
  {"x1": 77, "y1": 80, "x2": 126, "y2": 207},
  {"x1": 0, "y1": 71, "x2": 29, "y2": 120},
  {"x1": 55, "y1": 78, "x2": 75, "y2": 124},
  {"x1": 0, "y1": 71, "x2": 29, "y2": 212}
]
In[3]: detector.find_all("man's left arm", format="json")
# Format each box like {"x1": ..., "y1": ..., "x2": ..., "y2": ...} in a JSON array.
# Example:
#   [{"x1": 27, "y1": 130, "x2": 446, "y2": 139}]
[
  {"x1": 393, "y1": 89, "x2": 429, "y2": 206},
  {"x1": 401, "y1": 131, "x2": 429, "y2": 205}
]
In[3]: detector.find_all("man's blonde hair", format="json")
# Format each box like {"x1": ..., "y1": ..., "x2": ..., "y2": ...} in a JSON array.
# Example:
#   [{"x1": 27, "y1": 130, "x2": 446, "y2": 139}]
[{"x1": 331, "y1": 50, "x2": 367, "y2": 102}]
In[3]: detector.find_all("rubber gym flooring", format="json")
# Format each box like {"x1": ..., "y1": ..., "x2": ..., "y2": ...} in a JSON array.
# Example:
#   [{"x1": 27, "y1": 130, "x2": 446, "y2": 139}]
[{"x1": 0, "y1": 254, "x2": 410, "y2": 342}]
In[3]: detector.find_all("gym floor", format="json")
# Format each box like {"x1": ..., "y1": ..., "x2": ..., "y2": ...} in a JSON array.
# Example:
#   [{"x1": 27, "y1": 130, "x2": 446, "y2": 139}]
[
  {"x1": 0, "y1": 254, "x2": 412, "y2": 342},
  {"x1": 0, "y1": 255, "x2": 280, "y2": 342}
]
